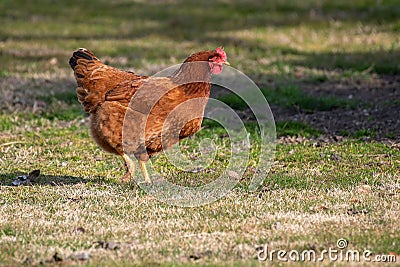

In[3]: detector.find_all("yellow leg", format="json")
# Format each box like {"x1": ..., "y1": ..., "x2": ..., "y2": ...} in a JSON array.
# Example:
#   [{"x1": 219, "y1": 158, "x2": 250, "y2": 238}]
[
  {"x1": 139, "y1": 160, "x2": 151, "y2": 183},
  {"x1": 122, "y1": 154, "x2": 135, "y2": 182}
]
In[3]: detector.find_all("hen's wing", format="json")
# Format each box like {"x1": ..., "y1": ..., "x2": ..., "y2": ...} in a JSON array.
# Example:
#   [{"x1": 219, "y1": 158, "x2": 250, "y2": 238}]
[
  {"x1": 103, "y1": 77, "x2": 182, "y2": 158},
  {"x1": 104, "y1": 78, "x2": 146, "y2": 106}
]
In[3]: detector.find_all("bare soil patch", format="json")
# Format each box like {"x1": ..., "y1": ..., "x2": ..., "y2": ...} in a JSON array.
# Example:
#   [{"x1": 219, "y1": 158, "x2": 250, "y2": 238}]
[{"x1": 272, "y1": 74, "x2": 400, "y2": 140}]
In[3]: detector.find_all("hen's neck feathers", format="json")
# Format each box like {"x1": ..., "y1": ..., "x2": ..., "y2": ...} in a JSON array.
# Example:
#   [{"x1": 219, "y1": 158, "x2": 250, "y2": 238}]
[{"x1": 171, "y1": 50, "x2": 215, "y2": 86}]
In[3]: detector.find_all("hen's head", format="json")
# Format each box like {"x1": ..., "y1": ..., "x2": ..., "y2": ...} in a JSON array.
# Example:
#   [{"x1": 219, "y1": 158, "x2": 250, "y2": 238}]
[
  {"x1": 208, "y1": 47, "x2": 229, "y2": 74},
  {"x1": 184, "y1": 47, "x2": 229, "y2": 75}
]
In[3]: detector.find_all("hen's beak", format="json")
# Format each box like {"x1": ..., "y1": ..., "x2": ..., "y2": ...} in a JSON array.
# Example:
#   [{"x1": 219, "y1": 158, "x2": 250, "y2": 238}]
[{"x1": 223, "y1": 61, "x2": 230, "y2": 66}]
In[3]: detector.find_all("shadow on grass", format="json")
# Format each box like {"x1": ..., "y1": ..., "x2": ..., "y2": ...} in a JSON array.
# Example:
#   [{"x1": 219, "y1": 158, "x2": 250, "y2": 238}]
[
  {"x1": 215, "y1": 34, "x2": 400, "y2": 75},
  {"x1": 287, "y1": 49, "x2": 400, "y2": 75},
  {"x1": 0, "y1": 173, "x2": 106, "y2": 186}
]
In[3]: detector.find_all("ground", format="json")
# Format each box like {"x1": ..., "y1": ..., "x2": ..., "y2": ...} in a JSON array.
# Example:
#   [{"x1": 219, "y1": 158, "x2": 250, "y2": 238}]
[
  {"x1": 0, "y1": 0, "x2": 399, "y2": 266},
  {"x1": 271, "y1": 74, "x2": 400, "y2": 139}
]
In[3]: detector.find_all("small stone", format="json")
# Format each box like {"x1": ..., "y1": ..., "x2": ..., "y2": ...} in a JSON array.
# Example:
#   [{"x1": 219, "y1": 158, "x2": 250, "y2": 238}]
[
  {"x1": 105, "y1": 241, "x2": 120, "y2": 250},
  {"x1": 49, "y1": 57, "x2": 58, "y2": 65},
  {"x1": 271, "y1": 221, "x2": 281, "y2": 230},
  {"x1": 227, "y1": 170, "x2": 239, "y2": 179},
  {"x1": 355, "y1": 185, "x2": 372, "y2": 194},
  {"x1": 71, "y1": 252, "x2": 90, "y2": 261}
]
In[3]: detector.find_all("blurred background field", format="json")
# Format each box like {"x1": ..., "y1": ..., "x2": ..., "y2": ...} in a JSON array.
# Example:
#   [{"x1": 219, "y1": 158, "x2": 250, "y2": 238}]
[
  {"x1": 1, "y1": 0, "x2": 400, "y2": 137},
  {"x1": 0, "y1": 0, "x2": 399, "y2": 266}
]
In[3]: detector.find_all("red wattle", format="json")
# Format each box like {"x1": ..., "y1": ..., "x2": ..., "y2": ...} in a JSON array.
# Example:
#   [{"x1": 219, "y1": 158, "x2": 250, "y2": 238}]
[{"x1": 210, "y1": 63, "x2": 223, "y2": 74}]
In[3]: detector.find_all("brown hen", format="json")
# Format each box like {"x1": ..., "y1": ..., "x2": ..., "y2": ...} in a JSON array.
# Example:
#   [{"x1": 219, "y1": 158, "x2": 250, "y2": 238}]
[{"x1": 69, "y1": 47, "x2": 229, "y2": 183}]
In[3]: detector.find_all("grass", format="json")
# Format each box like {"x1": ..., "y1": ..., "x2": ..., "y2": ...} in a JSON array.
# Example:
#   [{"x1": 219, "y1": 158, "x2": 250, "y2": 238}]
[
  {"x1": 276, "y1": 121, "x2": 321, "y2": 137},
  {"x1": 217, "y1": 85, "x2": 355, "y2": 111},
  {"x1": 1, "y1": 0, "x2": 399, "y2": 266}
]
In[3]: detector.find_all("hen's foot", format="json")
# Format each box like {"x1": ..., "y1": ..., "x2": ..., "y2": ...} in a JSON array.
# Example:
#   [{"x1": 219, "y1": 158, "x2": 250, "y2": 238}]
[
  {"x1": 121, "y1": 170, "x2": 133, "y2": 183},
  {"x1": 139, "y1": 160, "x2": 152, "y2": 183},
  {"x1": 121, "y1": 154, "x2": 136, "y2": 183}
]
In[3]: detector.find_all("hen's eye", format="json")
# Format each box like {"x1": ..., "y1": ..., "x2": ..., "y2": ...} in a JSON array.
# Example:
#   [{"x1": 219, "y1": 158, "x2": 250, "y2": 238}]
[{"x1": 209, "y1": 56, "x2": 220, "y2": 62}]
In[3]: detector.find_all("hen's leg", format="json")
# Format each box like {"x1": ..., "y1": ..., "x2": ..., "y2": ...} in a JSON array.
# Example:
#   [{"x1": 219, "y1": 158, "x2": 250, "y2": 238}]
[
  {"x1": 139, "y1": 160, "x2": 151, "y2": 183},
  {"x1": 121, "y1": 154, "x2": 151, "y2": 184},
  {"x1": 122, "y1": 154, "x2": 135, "y2": 183}
]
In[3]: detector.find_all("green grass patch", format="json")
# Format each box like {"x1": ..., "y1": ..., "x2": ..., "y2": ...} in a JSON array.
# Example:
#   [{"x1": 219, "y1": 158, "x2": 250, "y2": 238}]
[
  {"x1": 0, "y1": 225, "x2": 16, "y2": 237},
  {"x1": 276, "y1": 121, "x2": 321, "y2": 137},
  {"x1": 340, "y1": 128, "x2": 379, "y2": 139},
  {"x1": 0, "y1": 115, "x2": 15, "y2": 132},
  {"x1": 36, "y1": 91, "x2": 84, "y2": 121},
  {"x1": 39, "y1": 91, "x2": 79, "y2": 106},
  {"x1": 41, "y1": 106, "x2": 83, "y2": 121},
  {"x1": 0, "y1": 70, "x2": 10, "y2": 77},
  {"x1": 218, "y1": 85, "x2": 355, "y2": 111}
]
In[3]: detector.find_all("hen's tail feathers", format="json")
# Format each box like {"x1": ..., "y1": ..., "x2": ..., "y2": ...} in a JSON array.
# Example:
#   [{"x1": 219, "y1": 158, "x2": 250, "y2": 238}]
[
  {"x1": 69, "y1": 48, "x2": 104, "y2": 113},
  {"x1": 69, "y1": 48, "x2": 99, "y2": 70}
]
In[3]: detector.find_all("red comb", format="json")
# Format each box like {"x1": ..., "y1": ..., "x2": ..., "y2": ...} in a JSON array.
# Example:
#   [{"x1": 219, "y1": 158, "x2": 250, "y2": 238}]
[{"x1": 216, "y1": 47, "x2": 227, "y2": 61}]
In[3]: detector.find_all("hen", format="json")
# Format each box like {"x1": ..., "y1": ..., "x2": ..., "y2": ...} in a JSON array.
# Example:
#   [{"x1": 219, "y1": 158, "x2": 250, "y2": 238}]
[{"x1": 69, "y1": 47, "x2": 229, "y2": 183}]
